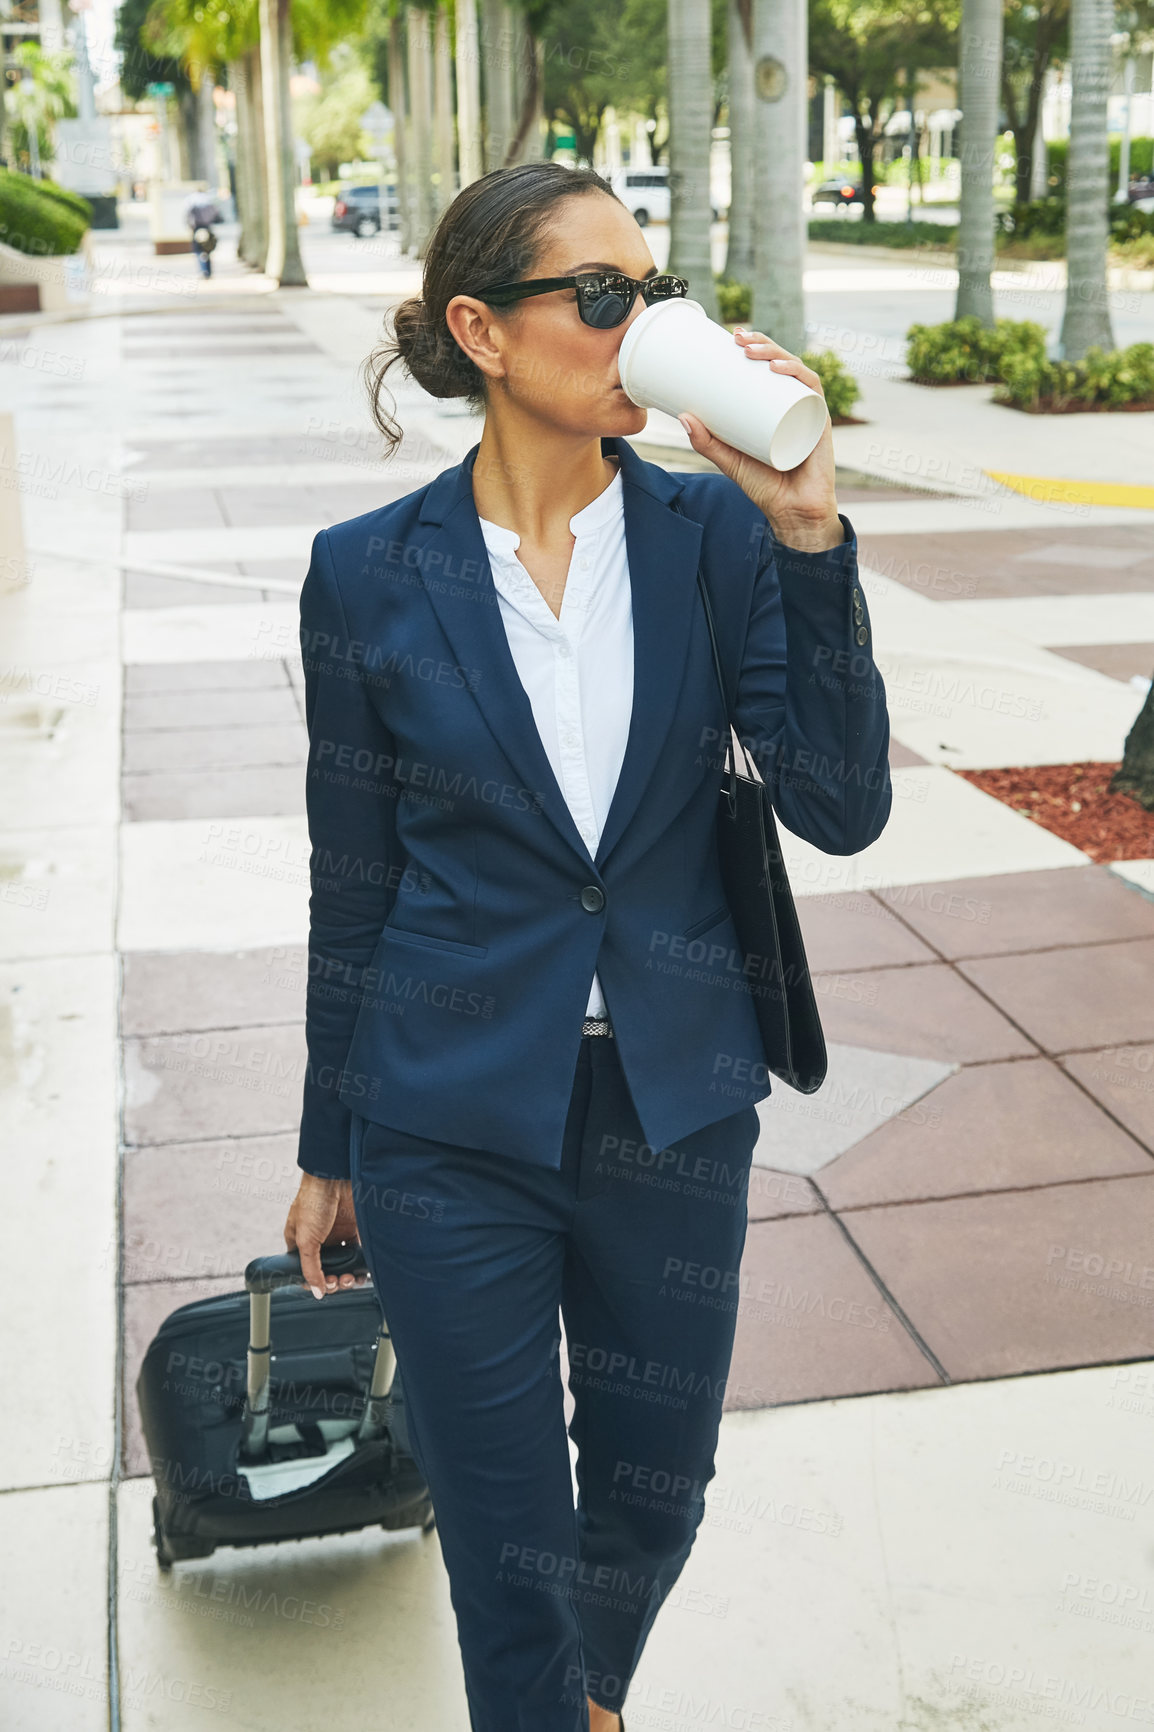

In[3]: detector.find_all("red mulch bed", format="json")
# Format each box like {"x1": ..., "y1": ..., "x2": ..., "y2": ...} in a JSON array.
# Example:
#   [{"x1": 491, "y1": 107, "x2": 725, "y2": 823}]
[{"x1": 957, "y1": 762, "x2": 1154, "y2": 862}]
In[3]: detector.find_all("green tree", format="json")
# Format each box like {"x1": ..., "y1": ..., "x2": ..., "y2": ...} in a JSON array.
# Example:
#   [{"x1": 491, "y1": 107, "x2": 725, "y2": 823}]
[
  {"x1": 296, "y1": 53, "x2": 374, "y2": 180},
  {"x1": 6, "y1": 43, "x2": 77, "y2": 176},
  {"x1": 1001, "y1": 0, "x2": 1068, "y2": 206},
  {"x1": 809, "y1": 0, "x2": 957, "y2": 222}
]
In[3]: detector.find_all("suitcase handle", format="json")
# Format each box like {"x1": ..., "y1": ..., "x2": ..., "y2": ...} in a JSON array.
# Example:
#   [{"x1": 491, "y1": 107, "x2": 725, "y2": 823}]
[
  {"x1": 239, "y1": 1241, "x2": 393, "y2": 1463},
  {"x1": 244, "y1": 1241, "x2": 370, "y2": 1293}
]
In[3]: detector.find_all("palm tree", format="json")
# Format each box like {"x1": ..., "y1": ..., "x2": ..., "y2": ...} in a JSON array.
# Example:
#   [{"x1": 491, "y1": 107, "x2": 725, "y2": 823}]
[
  {"x1": 954, "y1": 0, "x2": 1003, "y2": 324},
  {"x1": 433, "y1": 2, "x2": 457, "y2": 211},
  {"x1": 388, "y1": 8, "x2": 414, "y2": 253},
  {"x1": 667, "y1": 0, "x2": 718, "y2": 320},
  {"x1": 749, "y1": 0, "x2": 803, "y2": 348},
  {"x1": 1059, "y1": 0, "x2": 1115, "y2": 356},
  {"x1": 407, "y1": 4, "x2": 436, "y2": 253},
  {"x1": 481, "y1": 0, "x2": 515, "y2": 168},
  {"x1": 455, "y1": 0, "x2": 484, "y2": 186},
  {"x1": 259, "y1": 0, "x2": 307, "y2": 284},
  {"x1": 723, "y1": 0, "x2": 755, "y2": 284}
]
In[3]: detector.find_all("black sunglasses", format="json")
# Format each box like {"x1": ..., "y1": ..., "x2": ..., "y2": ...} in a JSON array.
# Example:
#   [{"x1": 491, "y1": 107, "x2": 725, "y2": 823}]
[{"x1": 469, "y1": 270, "x2": 690, "y2": 330}]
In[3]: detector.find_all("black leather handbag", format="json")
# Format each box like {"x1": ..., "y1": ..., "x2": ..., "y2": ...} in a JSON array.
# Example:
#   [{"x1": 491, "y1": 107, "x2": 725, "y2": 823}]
[{"x1": 683, "y1": 522, "x2": 828, "y2": 1095}]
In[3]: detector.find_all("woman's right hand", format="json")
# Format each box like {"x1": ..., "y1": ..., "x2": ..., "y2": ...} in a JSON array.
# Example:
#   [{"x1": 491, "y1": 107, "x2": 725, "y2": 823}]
[{"x1": 284, "y1": 1172, "x2": 367, "y2": 1300}]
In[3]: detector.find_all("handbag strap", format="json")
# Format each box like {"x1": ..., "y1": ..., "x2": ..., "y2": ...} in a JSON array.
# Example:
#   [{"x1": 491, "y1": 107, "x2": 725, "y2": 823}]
[{"x1": 670, "y1": 495, "x2": 756, "y2": 783}]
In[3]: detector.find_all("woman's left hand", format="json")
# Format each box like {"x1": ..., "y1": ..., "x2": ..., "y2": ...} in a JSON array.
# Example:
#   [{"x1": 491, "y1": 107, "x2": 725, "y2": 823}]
[{"x1": 677, "y1": 330, "x2": 844, "y2": 553}]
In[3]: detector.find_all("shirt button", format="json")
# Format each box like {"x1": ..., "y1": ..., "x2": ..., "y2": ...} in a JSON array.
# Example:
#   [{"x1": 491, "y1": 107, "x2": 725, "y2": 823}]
[
  {"x1": 578, "y1": 558, "x2": 590, "y2": 570},
  {"x1": 856, "y1": 625, "x2": 869, "y2": 646},
  {"x1": 579, "y1": 885, "x2": 606, "y2": 913}
]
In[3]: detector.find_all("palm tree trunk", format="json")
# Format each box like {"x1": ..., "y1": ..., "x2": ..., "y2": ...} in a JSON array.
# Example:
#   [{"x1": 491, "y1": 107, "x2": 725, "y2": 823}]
[
  {"x1": 724, "y1": 0, "x2": 754, "y2": 282},
  {"x1": 506, "y1": 17, "x2": 542, "y2": 163},
  {"x1": 1059, "y1": 0, "x2": 1115, "y2": 357},
  {"x1": 668, "y1": 0, "x2": 718, "y2": 321},
  {"x1": 455, "y1": 0, "x2": 483, "y2": 187},
  {"x1": 259, "y1": 0, "x2": 307, "y2": 285},
  {"x1": 388, "y1": 14, "x2": 413, "y2": 255},
  {"x1": 231, "y1": 54, "x2": 259, "y2": 266},
  {"x1": 408, "y1": 5, "x2": 436, "y2": 255},
  {"x1": 750, "y1": 0, "x2": 804, "y2": 348},
  {"x1": 433, "y1": 3, "x2": 456, "y2": 212},
  {"x1": 954, "y1": 0, "x2": 1002, "y2": 324},
  {"x1": 1110, "y1": 681, "x2": 1154, "y2": 810},
  {"x1": 480, "y1": 0, "x2": 514, "y2": 170}
]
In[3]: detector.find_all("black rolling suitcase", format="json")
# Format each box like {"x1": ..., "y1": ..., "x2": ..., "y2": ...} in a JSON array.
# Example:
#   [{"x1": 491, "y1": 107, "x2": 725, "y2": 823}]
[{"x1": 136, "y1": 1242, "x2": 435, "y2": 1569}]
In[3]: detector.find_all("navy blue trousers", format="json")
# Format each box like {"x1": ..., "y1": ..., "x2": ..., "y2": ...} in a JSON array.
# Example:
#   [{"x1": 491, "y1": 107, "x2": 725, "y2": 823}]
[{"x1": 349, "y1": 1035, "x2": 760, "y2": 1732}]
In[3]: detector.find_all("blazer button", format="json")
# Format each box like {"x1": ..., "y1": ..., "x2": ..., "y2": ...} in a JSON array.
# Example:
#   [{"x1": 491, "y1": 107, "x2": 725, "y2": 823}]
[
  {"x1": 580, "y1": 885, "x2": 606, "y2": 913},
  {"x1": 855, "y1": 625, "x2": 869, "y2": 646}
]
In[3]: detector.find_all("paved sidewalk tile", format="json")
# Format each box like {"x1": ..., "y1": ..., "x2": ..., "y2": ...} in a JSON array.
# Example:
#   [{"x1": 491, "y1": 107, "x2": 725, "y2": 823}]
[
  {"x1": 124, "y1": 658, "x2": 295, "y2": 693},
  {"x1": 841, "y1": 1173, "x2": 1154, "y2": 1379},
  {"x1": 123, "y1": 1022, "x2": 307, "y2": 1145},
  {"x1": 124, "y1": 686, "x2": 302, "y2": 730},
  {"x1": 819, "y1": 1057, "x2": 1152, "y2": 1209},
  {"x1": 122, "y1": 722, "x2": 307, "y2": 774},
  {"x1": 1062, "y1": 1043, "x2": 1154, "y2": 1151},
  {"x1": 727, "y1": 1212, "x2": 941, "y2": 1406},
  {"x1": 123, "y1": 1133, "x2": 300, "y2": 1286},
  {"x1": 860, "y1": 524, "x2": 1154, "y2": 600},
  {"x1": 122, "y1": 765, "x2": 307, "y2": 821},
  {"x1": 122, "y1": 946, "x2": 306, "y2": 1035},
  {"x1": 813, "y1": 961, "x2": 1039, "y2": 1063},
  {"x1": 793, "y1": 888, "x2": 938, "y2": 973},
  {"x1": 1055, "y1": 640, "x2": 1154, "y2": 681},
  {"x1": 875, "y1": 863, "x2": 1154, "y2": 957},
  {"x1": 959, "y1": 937, "x2": 1154, "y2": 1052}
]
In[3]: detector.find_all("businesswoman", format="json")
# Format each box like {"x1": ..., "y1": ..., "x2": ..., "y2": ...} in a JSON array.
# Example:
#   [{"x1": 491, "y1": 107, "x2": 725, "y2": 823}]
[{"x1": 284, "y1": 162, "x2": 891, "y2": 1732}]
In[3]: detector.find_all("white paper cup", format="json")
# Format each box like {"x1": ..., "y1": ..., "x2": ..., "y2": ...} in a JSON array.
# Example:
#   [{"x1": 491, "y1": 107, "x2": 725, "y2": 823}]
[{"x1": 617, "y1": 297, "x2": 828, "y2": 472}]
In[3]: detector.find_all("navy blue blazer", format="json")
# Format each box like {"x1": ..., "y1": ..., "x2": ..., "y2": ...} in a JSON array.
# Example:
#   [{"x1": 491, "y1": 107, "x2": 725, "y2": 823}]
[{"x1": 296, "y1": 433, "x2": 891, "y2": 1180}]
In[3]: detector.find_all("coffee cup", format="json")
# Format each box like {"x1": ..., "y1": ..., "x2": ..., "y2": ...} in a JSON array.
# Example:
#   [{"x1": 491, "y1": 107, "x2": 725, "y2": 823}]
[{"x1": 617, "y1": 297, "x2": 828, "y2": 472}]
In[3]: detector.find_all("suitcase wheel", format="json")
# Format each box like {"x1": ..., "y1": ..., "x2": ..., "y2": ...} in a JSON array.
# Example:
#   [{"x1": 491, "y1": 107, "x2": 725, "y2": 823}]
[{"x1": 152, "y1": 1497, "x2": 216, "y2": 1570}]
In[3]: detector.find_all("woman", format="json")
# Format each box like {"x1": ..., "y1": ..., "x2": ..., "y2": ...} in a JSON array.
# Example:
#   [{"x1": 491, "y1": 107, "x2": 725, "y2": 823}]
[{"x1": 284, "y1": 162, "x2": 891, "y2": 1732}]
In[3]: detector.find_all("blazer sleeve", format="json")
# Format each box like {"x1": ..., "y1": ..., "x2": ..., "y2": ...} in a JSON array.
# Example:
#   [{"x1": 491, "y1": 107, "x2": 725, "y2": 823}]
[
  {"x1": 731, "y1": 515, "x2": 892, "y2": 857},
  {"x1": 296, "y1": 530, "x2": 402, "y2": 1180}
]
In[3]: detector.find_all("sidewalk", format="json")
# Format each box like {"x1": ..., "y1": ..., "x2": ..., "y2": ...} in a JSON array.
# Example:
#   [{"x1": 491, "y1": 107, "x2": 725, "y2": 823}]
[{"x1": 2, "y1": 270, "x2": 1154, "y2": 1730}]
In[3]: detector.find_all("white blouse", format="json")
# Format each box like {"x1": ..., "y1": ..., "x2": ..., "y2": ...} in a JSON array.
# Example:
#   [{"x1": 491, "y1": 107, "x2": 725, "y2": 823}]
[{"x1": 478, "y1": 464, "x2": 633, "y2": 1020}]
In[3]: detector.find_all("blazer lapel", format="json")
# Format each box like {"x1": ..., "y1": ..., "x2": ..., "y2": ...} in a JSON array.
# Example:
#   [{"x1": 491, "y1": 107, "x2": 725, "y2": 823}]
[{"x1": 410, "y1": 435, "x2": 703, "y2": 868}]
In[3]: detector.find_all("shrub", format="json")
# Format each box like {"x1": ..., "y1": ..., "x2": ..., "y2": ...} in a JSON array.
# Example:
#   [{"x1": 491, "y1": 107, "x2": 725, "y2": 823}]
[
  {"x1": 905, "y1": 316, "x2": 1047, "y2": 385},
  {"x1": 1112, "y1": 232, "x2": 1154, "y2": 268},
  {"x1": 807, "y1": 218, "x2": 957, "y2": 249},
  {"x1": 800, "y1": 348, "x2": 861, "y2": 421},
  {"x1": 1046, "y1": 137, "x2": 1154, "y2": 195},
  {"x1": 0, "y1": 167, "x2": 91, "y2": 257},
  {"x1": 714, "y1": 276, "x2": 752, "y2": 325},
  {"x1": 993, "y1": 341, "x2": 1154, "y2": 411},
  {"x1": 996, "y1": 198, "x2": 1066, "y2": 240},
  {"x1": 1109, "y1": 204, "x2": 1154, "y2": 244}
]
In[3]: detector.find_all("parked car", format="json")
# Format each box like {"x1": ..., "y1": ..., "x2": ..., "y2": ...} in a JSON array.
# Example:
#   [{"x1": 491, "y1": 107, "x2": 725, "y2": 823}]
[
  {"x1": 331, "y1": 184, "x2": 399, "y2": 237},
  {"x1": 609, "y1": 165, "x2": 724, "y2": 226},
  {"x1": 1127, "y1": 174, "x2": 1154, "y2": 214},
  {"x1": 811, "y1": 176, "x2": 882, "y2": 208}
]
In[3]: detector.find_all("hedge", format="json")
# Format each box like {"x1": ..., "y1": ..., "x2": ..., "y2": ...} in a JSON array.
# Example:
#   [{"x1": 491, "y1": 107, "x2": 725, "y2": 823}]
[
  {"x1": 995, "y1": 342, "x2": 1154, "y2": 411},
  {"x1": 808, "y1": 218, "x2": 958, "y2": 249},
  {"x1": 1045, "y1": 137, "x2": 1154, "y2": 194},
  {"x1": 906, "y1": 317, "x2": 1047, "y2": 385},
  {"x1": 0, "y1": 168, "x2": 92, "y2": 257},
  {"x1": 906, "y1": 316, "x2": 1154, "y2": 411}
]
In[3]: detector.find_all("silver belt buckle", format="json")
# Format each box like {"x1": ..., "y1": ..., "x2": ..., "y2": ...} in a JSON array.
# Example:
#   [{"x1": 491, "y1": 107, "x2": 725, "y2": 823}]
[{"x1": 582, "y1": 1017, "x2": 614, "y2": 1038}]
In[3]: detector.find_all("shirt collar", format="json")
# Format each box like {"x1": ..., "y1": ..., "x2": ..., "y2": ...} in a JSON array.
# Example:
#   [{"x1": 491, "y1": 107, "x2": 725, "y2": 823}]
[{"x1": 479, "y1": 464, "x2": 623, "y2": 556}]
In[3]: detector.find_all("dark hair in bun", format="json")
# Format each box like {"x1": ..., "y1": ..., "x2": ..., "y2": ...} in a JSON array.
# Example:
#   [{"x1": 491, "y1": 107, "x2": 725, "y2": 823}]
[{"x1": 363, "y1": 162, "x2": 617, "y2": 459}]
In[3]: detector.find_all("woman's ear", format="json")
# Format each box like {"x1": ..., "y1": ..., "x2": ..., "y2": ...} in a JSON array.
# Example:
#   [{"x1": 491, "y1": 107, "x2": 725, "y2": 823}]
[{"x1": 446, "y1": 295, "x2": 507, "y2": 387}]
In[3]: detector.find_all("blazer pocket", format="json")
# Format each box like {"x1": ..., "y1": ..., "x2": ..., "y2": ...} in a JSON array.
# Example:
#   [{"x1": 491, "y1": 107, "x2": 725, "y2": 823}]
[
  {"x1": 683, "y1": 903, "x2": 730, "y2": 941},
  {"x1": 381, "y1": 925, "x2": 488, "y2": 959}
]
